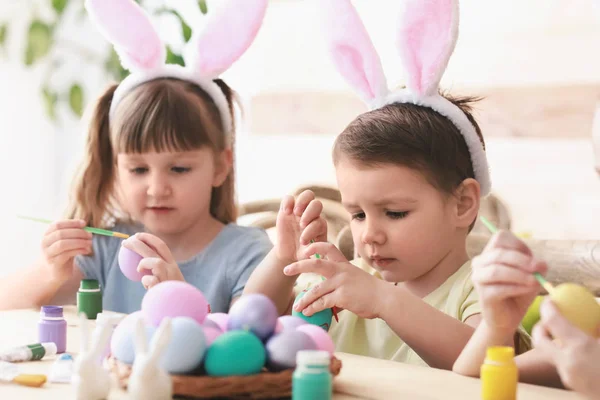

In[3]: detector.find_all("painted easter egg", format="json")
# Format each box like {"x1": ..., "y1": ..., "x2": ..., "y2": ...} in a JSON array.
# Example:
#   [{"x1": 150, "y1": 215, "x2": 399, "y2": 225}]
[
  {"x1": 110, "y1": 311, "x2": 156, "y2": 364},
  {"x1": 205, "y1": 313, "x2": 229, "y2": 333},
  {"x1": 142, "y1": 281, "x2": 209, "y2": 327},
  {"x1": 204, "y1": 331, "x2": 266, "y2": 376},
  {"x1": 550, "y1": 283, "x2": 600, "y2": 337},
  {"x1": 274, "y1": 315, "x2": 307, "y2": 334},
  {"x1": 296, "y1": 324, "x2": 335, "y2": 354},
  {"x1": 202, "y1": 326, "x2": 223, "y2": 347},
  {"x1": 227, "y1": 294, "x2": 278, "y2": 340},
  {"x1": 265, "y1": 330, "x2": 317, "y2": 371},
  {"x1": 159, "y1": 317, "x2": 206, "y2": 374},
  {"x1": 292, "y1": 291, "x2": 333, "y2": 331},
  {"x1": 118, "y1": 246, "x2": 152, "y2": 281}
]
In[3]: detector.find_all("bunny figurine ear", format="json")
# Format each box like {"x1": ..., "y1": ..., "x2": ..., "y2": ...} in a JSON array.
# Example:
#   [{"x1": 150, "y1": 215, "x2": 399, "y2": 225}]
[
  {"x1": 79, "y1": 313, "x2": 90, "y2": 353},
  {"x1": 149, "y1": 318, "x2": 172, "y2": 365},
  {"x1": 187, "y1": 0, "x2": 268, "y2": 78},
  {"x1": 396, "y1": 0, "x2": 459, "y2": 96},
  {"x1": 134, "y1": 317, "x2": 149, "y2": 355},
  {"x1": 85, "y1": 0, "x2": 165, "y2": 72},
  {"x1": 321, "y1": 0, "x2": 388, "y2": 106}
]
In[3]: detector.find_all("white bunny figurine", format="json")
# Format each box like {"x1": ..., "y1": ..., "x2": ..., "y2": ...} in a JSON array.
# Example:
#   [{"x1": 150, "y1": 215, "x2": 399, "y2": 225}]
[
  {"x1": 72, "y1": 312, "x2": 114, "y2": 400},
  {"x1": 127, "y1": 317, "x2": 173, "y2": 400}
]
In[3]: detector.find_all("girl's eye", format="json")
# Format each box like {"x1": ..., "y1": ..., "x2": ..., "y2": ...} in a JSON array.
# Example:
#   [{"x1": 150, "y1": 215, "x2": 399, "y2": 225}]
[
  {"x1": 130, "y1": 167, "x2": 147, "y2": 175},
  {"x1": 387, "y1": 211, "x2": 409, "y2": 220},
  {"x1": 351, "y1": 212, "x2": 365, "y2": 221},
  {"x1": 171, "y1": 167, "x2": 191, "y2": 174}
]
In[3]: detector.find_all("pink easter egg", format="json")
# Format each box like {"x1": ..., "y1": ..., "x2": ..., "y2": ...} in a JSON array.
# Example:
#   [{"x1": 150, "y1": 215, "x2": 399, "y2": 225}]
[
  {"x1": 296, "y1": 324, "x2": 335, "y2": 355},
  {"x1": 205, "y1": 313, "x2": 229, "y2": 332},
  {"x1": 142, "y1": 281, "x2": 209, "y2": 327},
  {"x1": 118, "y1": 246, "x2": 152, "y2": 281},
  {"x1": 202, "y1": 325, "x2": 223, "y2": 347},
  {"x1": 274, "y1": 315, "x2": 307, "y2": 334}
]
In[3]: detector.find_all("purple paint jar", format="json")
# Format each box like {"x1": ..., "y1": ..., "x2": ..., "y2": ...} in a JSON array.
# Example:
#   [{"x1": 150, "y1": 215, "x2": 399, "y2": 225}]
[{"x1": 38, "y1": 306, "x2": 67, "y2": 354}]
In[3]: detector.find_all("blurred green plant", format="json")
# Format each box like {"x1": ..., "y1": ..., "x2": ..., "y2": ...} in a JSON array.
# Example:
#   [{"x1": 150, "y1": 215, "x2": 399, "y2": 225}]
[{"x1": 1, "y1": 0, "x2": 208, "y2": 122}]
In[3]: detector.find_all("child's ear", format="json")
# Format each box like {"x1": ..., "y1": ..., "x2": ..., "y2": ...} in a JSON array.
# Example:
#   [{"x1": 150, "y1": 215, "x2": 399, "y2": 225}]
[
  {"x1": 212, "y1": 148, "x2": 233, "y2": 187},
  {"x1": 454, "y1": 178, "x2": 480, "y2": 228}
]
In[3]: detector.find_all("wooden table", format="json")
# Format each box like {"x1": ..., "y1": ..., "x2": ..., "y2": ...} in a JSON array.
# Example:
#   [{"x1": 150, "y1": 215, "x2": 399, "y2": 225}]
[{"x1": 0, "y1": 307, "x2": 580, "y2": 399}]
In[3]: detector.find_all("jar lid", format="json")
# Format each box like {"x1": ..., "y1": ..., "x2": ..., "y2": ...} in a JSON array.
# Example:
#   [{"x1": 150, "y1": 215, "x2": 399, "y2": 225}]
[
  {"x1": 80, "y1": 279, "x2": 100, "y2": 290},
  {"x1": 486, "y1": 346, "x2": 515, "y2": 363},
  {"x1": 41, "y1": 305, "x2": 63, "y2": 318},
  {"x1": 296, "y1": 350, "x2": 331, "y2": 367}
]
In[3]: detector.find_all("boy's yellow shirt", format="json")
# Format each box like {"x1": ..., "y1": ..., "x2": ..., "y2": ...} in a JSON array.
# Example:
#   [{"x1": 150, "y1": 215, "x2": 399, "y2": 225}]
[{"x1": 296, "y1": 257, "x2": 481, "y2": 366}]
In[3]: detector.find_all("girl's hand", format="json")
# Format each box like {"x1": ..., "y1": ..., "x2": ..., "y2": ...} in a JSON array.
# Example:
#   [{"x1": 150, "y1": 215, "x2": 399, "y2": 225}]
[
  {"x1": 284, "y1": 242, "x2": 389, "y2": 319},
  {"x1": 122, "y1": 233, "x2": 184, "y2": 289},
  {"x1": 275, "y1": 190, "x2": 328, "y2": 265},
  {"x1": 471, "y1": 231, "x2": 547, "y2": 335},
  {"x1": 41, "y1": 219, "x2": 92, "y2": 283},
  {"x1": 533, "y1": 299, "x2": 600, "y2": 399}
]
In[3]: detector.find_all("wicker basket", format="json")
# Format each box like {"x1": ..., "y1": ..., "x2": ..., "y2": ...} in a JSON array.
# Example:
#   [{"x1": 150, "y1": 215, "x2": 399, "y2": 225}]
[{"x1": 108, "y1": 356, "x2": 342, "y2": 399}]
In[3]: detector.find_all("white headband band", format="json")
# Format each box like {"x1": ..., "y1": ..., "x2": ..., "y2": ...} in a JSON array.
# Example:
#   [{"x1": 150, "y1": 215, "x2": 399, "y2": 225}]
[{"x1": 86, "y1": 0, "x2": 268, "y2": 142}]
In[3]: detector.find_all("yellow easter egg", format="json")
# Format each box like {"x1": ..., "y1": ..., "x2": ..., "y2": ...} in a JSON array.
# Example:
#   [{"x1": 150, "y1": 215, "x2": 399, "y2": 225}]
[{"x1": 550, "y1": 283, "x2": 600, "y2": 337}]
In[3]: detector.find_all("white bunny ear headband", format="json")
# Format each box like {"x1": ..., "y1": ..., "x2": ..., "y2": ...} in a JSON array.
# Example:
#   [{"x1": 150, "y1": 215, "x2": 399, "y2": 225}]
[
  {"x1": 85, "y1": 0, "x2": 268, "y2": 139},
  {"x1": 322, "y1": 0, "x2": 491, "y2": 197}
]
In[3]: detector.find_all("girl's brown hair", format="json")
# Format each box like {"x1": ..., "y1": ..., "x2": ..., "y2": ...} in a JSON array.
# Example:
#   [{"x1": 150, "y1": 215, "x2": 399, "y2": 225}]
[
  {"x1": 67, "y1": 78, "x2": 237, "y2": 228},
  {"x1": 333, "y1": 94, "x2": 485, "y2": 197}
]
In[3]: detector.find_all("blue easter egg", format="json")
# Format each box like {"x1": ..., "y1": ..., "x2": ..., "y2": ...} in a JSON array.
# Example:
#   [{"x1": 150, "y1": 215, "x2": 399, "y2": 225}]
[
  {"x1": 266, "y1": 330, "x2": 317, "y2": 371},
  {"x1": 111, "y1": 321, "x2": 156, "y2": 364},
  {"x1": 159, "y1": 317, "x2": 206, "y2": 374},
  {"x1": 204, "y1": 331, "x2": 266, "y2": 376},
  {"x1": 292, "y1": 291, "x2": 333, "y2": 331}
]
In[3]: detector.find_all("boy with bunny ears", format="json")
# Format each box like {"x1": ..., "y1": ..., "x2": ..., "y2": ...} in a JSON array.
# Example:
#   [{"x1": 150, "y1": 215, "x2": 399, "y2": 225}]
[{"x1": 246, "y1": 0, "x2": 531, "y2": 369}]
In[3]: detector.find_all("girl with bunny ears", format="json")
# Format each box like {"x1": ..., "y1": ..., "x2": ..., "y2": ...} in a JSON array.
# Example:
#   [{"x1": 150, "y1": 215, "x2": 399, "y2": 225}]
[
  {"x1": 0, "y1": 0, "x2": 272, "y2": 314},
  {"x1": 246, "y1": 0, "x2": 531, "y2": 369}
]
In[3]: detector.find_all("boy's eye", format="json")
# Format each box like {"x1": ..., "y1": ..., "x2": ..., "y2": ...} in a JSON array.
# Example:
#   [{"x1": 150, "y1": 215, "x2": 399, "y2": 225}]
[
  {"x1": 129, "y1": 167, "x2": 148, "y2": 175},
  {"x1": 351, "y1": 212, "x2": 365, "y2": 221},
  {"x1": 171, "y1": 166, "x2": 191, "y2": 174},
  {"x1": 387, "y1": 211, "x2": 409, "y2": 220}
]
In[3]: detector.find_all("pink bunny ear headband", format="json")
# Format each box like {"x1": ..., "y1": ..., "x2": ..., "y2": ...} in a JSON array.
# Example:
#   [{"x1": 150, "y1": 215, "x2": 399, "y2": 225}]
[
  {"x1": 322, "y1": 0, "x2": 491, "y2": 197},
  {"x1": 85, "y1": 0, "x2": 268, "y2": 141}
]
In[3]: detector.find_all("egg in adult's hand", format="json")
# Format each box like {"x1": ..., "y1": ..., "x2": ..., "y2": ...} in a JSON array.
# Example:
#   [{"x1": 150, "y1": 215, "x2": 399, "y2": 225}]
[
  {"x1": 142, "y1": 281, "x2": 209, "y2": 327},
  {"x1": 227, "y1": 294, "x2": 278, "y2": 340},
  {"x1": 204, "y1": 331, "x2": 266, "y2": 376},
  {"x1": 265, "y1": 330, "x2": 317, "y2": 371}
]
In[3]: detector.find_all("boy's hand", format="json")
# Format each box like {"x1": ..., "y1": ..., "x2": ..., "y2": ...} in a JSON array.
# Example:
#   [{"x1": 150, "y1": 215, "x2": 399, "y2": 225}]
[
  {"x1": 275, "y1": 190, "x2": 328, "y2": 265},
  {"x1": 284, "y1": 242, "x2": 388, "y2": 319}
]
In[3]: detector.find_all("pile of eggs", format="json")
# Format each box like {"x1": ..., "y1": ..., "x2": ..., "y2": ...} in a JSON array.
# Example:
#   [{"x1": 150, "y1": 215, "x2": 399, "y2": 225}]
[{"x1": 110, "y1": 281, "x2": 335, "y2": 376}]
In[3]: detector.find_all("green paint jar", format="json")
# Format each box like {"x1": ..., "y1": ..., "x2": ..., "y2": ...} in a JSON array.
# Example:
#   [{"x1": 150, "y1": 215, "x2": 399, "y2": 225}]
[
  {"x1": 77, "y1": 279, "x2": 102, "y2": 320},
  {"x1": 292, "y1": 350, "x2": 332, "y2": 400}
]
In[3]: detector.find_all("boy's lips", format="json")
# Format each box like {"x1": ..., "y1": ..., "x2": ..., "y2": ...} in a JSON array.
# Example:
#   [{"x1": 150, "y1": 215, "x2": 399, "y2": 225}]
[{"x1": 370, "y1": 256, "x2": 396, "y2": 267}]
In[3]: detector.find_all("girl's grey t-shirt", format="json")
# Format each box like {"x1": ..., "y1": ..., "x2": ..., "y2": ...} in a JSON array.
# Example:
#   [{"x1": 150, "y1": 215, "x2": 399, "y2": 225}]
[{"x1": 76, "y1": 223, "x2": 273, "y2": 314}]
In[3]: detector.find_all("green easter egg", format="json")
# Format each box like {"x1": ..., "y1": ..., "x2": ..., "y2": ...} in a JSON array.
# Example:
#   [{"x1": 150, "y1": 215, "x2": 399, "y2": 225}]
[
  {"x1": 292, "y1": 290, "x2": 333, "y2": 331},
  {"x1": 204, "y1": 331, "x2": 266, "y2": 376},
  {"x1": 521, "y1": 295, "x2": 544, "y2": 335}
]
